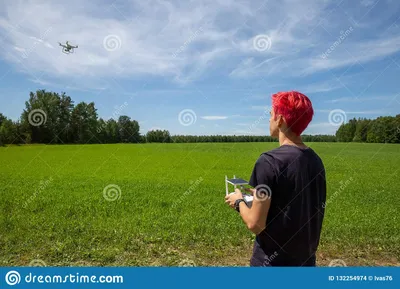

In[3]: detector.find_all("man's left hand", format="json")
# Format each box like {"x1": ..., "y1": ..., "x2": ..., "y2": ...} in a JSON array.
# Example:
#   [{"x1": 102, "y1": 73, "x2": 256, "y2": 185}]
[{"x1": 225, "y1": 188, "x2": 243, "y2": 208}]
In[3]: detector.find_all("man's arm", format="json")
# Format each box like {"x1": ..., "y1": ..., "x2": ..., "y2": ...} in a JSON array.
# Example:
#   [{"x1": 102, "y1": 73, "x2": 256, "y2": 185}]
[
  {"x1": 238, "y1": 190, "x2": 271, "y2": 234},
  {"x1": 241, "y1": 154, "x2": 276, "y2": 234}
]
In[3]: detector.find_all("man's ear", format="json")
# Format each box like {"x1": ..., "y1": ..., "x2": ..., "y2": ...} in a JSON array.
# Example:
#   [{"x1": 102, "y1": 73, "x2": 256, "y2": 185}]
[{"x1": 277, "y1": 115, "x2": 284, "y2": 127}]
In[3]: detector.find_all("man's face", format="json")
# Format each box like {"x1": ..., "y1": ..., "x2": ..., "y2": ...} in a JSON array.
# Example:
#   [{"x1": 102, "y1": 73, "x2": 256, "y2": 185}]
[{"x1": 269, "y1": 109, "x2": 279, "y2": 138}]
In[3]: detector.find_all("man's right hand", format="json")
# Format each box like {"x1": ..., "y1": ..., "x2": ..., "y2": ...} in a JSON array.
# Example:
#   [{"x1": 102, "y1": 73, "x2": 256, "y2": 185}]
[{"x1": 245, "y1": 188, "x2": 256, "y2": 195}]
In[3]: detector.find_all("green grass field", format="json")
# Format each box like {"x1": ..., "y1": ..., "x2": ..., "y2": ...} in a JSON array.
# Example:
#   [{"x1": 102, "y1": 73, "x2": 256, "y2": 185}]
[{"x1": 0, "y1": 142, "x2": 399, "y2": 266}]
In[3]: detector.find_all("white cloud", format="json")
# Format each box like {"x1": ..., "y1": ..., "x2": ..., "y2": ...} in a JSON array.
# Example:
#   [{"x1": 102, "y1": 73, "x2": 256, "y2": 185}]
[
  {"x1": 304, "y1": 35, "x2": 400, "y2": 75},
  {"x1": 301, "y1": 81, "x2": 344, "y2": 94},
  {"x1": 315, "y1": 109, "x2": 386, "y2": 114},
  {"x1": 303, "y1": 122, "x2": 338, "y2": 135},
  {"x1": 325, "y1": 95, "x2": 394, "y2": 103},
  {"x1": 360, "y1": 0, "x2": 375, "y2": 7},
  {"x1": 14, "y1": 46, "x2": 25, "y2": 52},
  {"x1": 148, "y1": 126, "x2": 165, "y2": 131},
  {"x1": 232, "y1": 127, "x2": 267, "y2": 135},
  {"x1": 0, "y1": 0, "x2": 399, "y2": 87},
  {"x1": 28, "y1": 78, "x2": 55, "y2": 86},
  {"x1": 251, "y1": 105, "x2": 271, "y2": 111},
  {"x1": 201, "y1": 116, "x2": 228, "y2": 120}
]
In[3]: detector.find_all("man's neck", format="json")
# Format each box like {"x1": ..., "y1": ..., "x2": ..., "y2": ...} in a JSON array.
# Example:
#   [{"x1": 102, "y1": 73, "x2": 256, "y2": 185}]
[{"x1": 279, "y1": 132, "x2": 307, "y2": 148}]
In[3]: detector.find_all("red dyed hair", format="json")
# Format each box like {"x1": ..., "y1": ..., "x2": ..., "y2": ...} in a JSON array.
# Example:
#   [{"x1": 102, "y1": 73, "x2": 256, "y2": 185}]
[{"x1": 272, "y1": 91, "x2": 314, "y2": 136}]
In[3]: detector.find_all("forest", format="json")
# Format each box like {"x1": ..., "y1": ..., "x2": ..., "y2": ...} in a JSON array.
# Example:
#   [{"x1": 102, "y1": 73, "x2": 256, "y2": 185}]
[{"x1": 0, "y1": 90, "x2": 399, "y2": 144}]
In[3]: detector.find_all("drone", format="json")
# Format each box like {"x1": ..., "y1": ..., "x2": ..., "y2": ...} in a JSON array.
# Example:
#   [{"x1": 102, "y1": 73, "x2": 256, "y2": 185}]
[{"x1": 58, "y1": 41, "x2": 78, "y2": 54}]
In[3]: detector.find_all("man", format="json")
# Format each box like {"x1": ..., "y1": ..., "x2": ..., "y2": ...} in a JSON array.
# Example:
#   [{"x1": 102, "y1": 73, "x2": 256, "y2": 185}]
[{"x1": 225, "y1": 91, "x2": 326, "y2": 266}]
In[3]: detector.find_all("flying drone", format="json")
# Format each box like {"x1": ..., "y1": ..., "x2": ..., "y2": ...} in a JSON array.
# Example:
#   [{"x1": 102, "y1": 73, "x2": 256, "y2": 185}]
[{"x1": 58, "y1": 41, "x2": 78, "y2": 54}]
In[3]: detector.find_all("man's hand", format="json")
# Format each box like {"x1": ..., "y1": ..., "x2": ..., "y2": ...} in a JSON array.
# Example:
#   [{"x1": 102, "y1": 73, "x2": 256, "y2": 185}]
[
  {"x1": 244, "y1": 187, "x2": 256, "y2": 196},
  {"x1": 224, "y1": 188, "x2": 243, "y2": 209}
]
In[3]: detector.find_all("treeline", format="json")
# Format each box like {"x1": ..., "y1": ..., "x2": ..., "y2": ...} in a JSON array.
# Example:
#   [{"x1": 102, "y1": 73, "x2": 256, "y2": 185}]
[
  {"x1": 0, "y1": 89, "x2": 333, "y2": 145},
  {"x1": 1, "y1": 90, "x2": 398, "y2": 145},
  {"x1": 143, "y1": 133, "x2": 336, "y2": 143},
  {"x1": 0, "y1": 90, "x2": 141, "y2": 145},
  {"x1": 336, "y1": 116, "x2": 400, "y2": 143}
]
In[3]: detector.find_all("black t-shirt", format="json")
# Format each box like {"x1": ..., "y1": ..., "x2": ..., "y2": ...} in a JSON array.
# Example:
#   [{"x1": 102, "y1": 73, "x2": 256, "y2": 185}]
[{"x1": 248, "y1": 145, "x2": 326, "y2": 266}]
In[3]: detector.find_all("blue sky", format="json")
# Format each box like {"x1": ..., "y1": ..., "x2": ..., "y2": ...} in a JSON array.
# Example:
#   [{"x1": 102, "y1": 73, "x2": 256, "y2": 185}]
[{"x1": 0, "y1": 0, "x2": 399, "y2": 136}]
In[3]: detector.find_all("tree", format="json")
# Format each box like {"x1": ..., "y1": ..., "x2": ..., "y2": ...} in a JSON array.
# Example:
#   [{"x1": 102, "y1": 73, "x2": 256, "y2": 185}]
[
  {"x1": 117, "y1": 116, "x2": 140, "y2": 143},
  {"x1": 366, "y1": 117, "x2": 396, "y2": 143},
  {"x1": 70, "y1": 102, "x2": 98, "y2": 143},
  {"x1": 146, "y1": 130, "x2": 171, "y2": 143},
  {"x1": 353, "y1": 118, "x2": 370, "y2": 142},
  {"x1": 0, "y1": 119, "x2": 18, "y2": 144},
  {"x1": 21, "y1": 90, "x2": 57, "y2": 143},
  {"x1": 0, "y1": 113, "x2": 6, "y2": 127},
  {"x1": 97, "y1": 118, "x2": 108, "y2": 143},
  {"x1": 19, "y1": 90, "x2": 74, "y2": 144},
  {"x1": 105, "y1": 119, "x2": 119, "y2": 143},
  {"x1": 129, "y1": 120, "x2": 141, "y2": 143},
  {"x1": 56, "y1": 93, "x2": 74, "y2": 143}
]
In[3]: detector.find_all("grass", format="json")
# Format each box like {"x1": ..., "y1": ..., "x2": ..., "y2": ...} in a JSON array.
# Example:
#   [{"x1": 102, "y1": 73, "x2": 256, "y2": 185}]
[{"x1": 0, "y1": 142, "x2": 399, "y2": 266}]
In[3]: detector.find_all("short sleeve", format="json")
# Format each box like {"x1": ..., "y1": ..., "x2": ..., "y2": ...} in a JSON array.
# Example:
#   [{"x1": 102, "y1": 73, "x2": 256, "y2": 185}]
[{"x1": 249, "y1": 154, "x2": 277, "y2": 191}]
